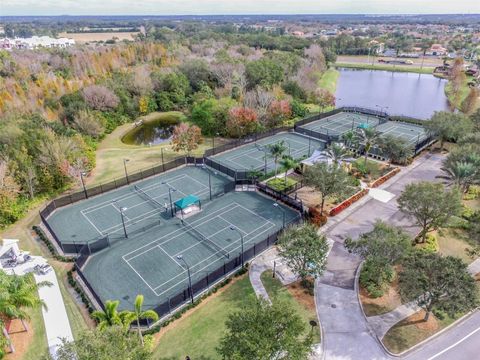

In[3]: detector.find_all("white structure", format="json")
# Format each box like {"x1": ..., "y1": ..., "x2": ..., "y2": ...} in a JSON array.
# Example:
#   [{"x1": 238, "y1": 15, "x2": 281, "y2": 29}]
[
  {"x1": 1, "y1": 239, "x2": 74, "y2": 359},
  {"x1": 0, "y1": 36, "x2": 75, "y2": 51}
]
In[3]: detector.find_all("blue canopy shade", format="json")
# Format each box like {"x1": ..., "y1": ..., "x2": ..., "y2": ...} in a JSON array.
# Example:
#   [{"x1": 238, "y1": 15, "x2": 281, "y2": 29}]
[
  {"x1": 358, "y1": 122, "x2": 371, "y2": 129},
  {"x1": 174, "y1": 194, "x2": 200, "y2": 210}
]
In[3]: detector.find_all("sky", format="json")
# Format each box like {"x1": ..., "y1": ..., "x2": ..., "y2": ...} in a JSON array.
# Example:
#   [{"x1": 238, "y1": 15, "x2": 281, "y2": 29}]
[{"x1": 2, "y1": 0, "x2": 480, "y2": 16}]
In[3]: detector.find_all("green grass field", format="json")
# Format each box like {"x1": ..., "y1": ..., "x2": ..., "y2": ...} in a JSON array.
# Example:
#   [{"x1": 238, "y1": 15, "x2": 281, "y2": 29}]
[
  {"x1": 88, "y1": 111, "x2": 227, "y2": 187},
  {"x1": 318, "y1": 68, "x2": 340, "y2": 94},
  {"x1": 260, "y1": 270, "x2": 321, "y2": 343},
  {"x1": 153, "y1": 275, "x2": 255, "y2": 359},
  {"x1": 335, "y1": 62, "x2": 434, "y2": 75}
]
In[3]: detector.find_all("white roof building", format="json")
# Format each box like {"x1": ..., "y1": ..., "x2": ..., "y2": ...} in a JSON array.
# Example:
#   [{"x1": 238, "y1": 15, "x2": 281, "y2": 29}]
[{"x1": 0, "y1": 36, "x2": 75, "y2": 50}]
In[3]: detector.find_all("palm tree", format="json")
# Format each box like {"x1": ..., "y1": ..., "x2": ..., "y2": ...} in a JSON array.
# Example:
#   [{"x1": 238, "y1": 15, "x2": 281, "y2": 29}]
[
  {"x1": 341, "y1": 130, "x2": 355, "y2": 149},
  {"x1": 379, "y1": 135, "x2": 414, "y2": 165},
  {"x1": 437, "y1": 161, "x2": 478, "y2": 193},
  {"x1": 127, "y1": 295, "x2": 159, "y2": 346},
  {"x1": 324, "y1": 143, "x2": 351, "y2": 165},
  {"x1": 354, "y1": 127, "x2": 381, "y2": 166},
  {"x1": 279, "y1": 157, "x2": 300, "y2": 184},
  {"x1": 267, "y1": 141, "x2": 288, "y2": 176},
  {"x1": 0, "y1": 271, "x2": 51, "y2": 353},
  {"x1": 92, "y1": 300, "x2": 124, "y2": 330}
]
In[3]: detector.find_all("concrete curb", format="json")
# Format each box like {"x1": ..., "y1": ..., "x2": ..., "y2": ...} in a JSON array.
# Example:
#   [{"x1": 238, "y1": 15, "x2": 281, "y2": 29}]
[{"x1": 313, "y1": 279, "x2": 326, "y2": 360}]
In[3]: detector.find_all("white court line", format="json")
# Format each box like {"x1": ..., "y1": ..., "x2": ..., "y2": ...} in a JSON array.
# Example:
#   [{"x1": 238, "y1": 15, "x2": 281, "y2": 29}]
[
  {"x1": 152, "y1": 221, "x2": 276, "y2": 296},
  {"x1": 121, "y1": 201, "x2": 279, "y2": 295},
  {"x1": 81, "y1": 173, "x2": 188, "y2": 213},
  {"x1": 427, "y1": 326, "x2": 480, "y2": 360},
  {"x1": 81, "y1": 211, "x2": 104, "y2": 236},
  {"x1": 82, "y1": 174, "x2": 208, "y2": 234},
  {"x1": 125, "y1": 207, "x2": 237, "y2": 262},
  {"x1": 157, "y1": 245, "x2": 184, "y2": 268},
  {"x1": 101, "y1": 188, "x2": 209, "y2": 234},
  {"x1": 122, "y1": 202, "x2": 240, "y2": 260}
]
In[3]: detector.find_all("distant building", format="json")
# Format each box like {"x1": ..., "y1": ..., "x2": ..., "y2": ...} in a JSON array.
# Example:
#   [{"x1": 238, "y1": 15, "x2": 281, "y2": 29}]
[
  {"x1": 291, "y1": 31, "x2": 305, "y2": 37},
  {"x1": 368, "y1": 40, "x2": 385, "y2": 54},
  {"x1": 0, "y1": 36, "x2": 75, "y2": 50},
  {"x1": 426, "y1": 44, "x2": 448, "y2": 56}
]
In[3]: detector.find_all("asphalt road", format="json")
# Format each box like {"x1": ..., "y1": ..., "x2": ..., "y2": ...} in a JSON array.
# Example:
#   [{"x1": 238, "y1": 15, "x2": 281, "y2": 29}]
[{"x1": 316, "y1": 152, "x2": 480, "y2": 360}]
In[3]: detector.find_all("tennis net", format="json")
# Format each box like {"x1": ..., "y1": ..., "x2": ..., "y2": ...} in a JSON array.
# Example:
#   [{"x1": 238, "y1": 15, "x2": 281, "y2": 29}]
[
  {"x1": 183, "y1": 220, "x2": 230, "y2": 259},
  {"x1": 134, "y1": 185, "x2": 164, "y2": 210}
]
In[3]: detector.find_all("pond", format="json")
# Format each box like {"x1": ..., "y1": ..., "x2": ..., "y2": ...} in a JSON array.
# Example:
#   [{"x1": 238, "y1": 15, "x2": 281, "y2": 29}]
[
  {"x1": 121, "y1": 114, "x2": 180, "y2": 145},
  {"x1": 335, "y1": 68, "x2": 449, "y2": 119}
]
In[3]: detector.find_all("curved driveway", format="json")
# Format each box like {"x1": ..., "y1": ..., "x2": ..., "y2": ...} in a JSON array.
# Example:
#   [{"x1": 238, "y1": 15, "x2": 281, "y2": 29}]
[{"x1": 315, "y1": 152, "x2": 480, "y2": 360}]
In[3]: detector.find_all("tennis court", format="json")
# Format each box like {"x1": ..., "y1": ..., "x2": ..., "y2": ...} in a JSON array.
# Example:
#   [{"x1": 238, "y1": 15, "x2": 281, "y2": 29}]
[
  {"x1": 210, "y1": 132, "x2": 325, "y2": 173},
  {"x1": 46, "y1": 166, "x2": 232, "y2": 245},
  {"x1": 298, "y1": 111, "x2": 383, "y2": 138},
  {"x1": 81, "y1": 190, "x2": 298, "y2": 310},
  {"x1": 377, "y1": 121, "x2": 429, "y2": 145}
]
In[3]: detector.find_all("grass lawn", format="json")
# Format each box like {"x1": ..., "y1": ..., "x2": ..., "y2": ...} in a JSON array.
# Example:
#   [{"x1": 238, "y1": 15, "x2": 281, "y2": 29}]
[
  {"x1": 87, "y1": 111, "x2": 228, "y2": 187},
  {"x1": 383, "y1": 310, "x2": 457, "y2": 354},
  {"x1": 260, "y1": 270, "x2": 321, "y2": 343},
  {"x1": 335, "y1": 62, "x2": 434, "y2": 74},
  {"x1": 444, "y1": 76, "x2": 474, "y2": 111},
  {"x1": 153, "y1": 275, "x2": 255, "y2": 359},
  {"x1": 318, "y1": 68, "x2": 340, "y2": 94},
  {"x1": 436, "y1": 228, "x2": 477, "y2": 264}
]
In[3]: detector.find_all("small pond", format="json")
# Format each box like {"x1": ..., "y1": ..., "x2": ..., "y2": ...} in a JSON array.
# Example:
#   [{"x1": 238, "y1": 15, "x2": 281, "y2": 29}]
[
  {"x1": 121, "y1": 114, "x2": 180, "y2": 145},
  {"x1": 335, "y1": 68, "x2": 450, "y2": 119}
]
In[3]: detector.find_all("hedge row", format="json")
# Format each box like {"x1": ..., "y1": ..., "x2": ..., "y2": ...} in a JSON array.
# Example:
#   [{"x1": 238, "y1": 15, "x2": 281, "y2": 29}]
[
  {"x1": 144, "y1": 265, "x2": 249, "y2": 335},
  {"x1": 369, "y1": 167, "x2": 401, "y2": 188},
  {"x1": 67, "y1": 269, "x2": 96, "y2": 314},
  {"x1": 329, "y1": 188, "x2": 370, "y2": 216},
  {"x1": 32, "y1": 225, "x2": 75, "y2": 262}
]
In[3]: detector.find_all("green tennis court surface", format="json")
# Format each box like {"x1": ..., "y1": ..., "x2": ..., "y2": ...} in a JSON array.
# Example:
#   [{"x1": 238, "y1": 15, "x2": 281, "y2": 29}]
[
  {"x1": 211, "y1": 132, "x2": 325, "y2": 172},
  {"x1": 47, "y1": 166, "x2": 232, "y2": 245},
  {"x1": 297, "y1": 111, "x2": 428, "y2": 146},
  {"x1": 82, "y1": 190, "x2": 298, "y2": 310},
  {"x1": 377, "y1": 121, "x2": 429, "y2": 145},
  {"x1": 46, "y1": 165, "x2": 299, "y2": 310},
  {"x1": 299, "y1": 111, "x2": 382, "y2": 137}
]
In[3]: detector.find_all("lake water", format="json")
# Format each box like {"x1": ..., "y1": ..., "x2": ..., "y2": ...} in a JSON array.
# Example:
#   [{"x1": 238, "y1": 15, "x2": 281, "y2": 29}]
[{"x1": 335, "y1": 68, "x2": 449, "y2": 119}]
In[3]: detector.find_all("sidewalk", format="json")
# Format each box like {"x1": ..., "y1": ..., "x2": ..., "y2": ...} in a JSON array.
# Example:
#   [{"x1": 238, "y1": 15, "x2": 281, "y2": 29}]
[
  {"x1": 6, "y1": 254, "x2": 74, "y2": 358},
  {"x1": 315, "y1": 152, "x2": 445, "y2": 360}
]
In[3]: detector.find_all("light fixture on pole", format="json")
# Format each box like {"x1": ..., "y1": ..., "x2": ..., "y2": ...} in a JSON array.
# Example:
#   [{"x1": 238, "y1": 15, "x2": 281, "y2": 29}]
[
  {"x1": 162, "y1": 182, "x2": 176, "y2": 217},
  {"x1": 177, "y1": 255, "x2": 194, "y2": 304},
  {"x1": 229, "y1": 226, "x2": 244, "y2": 268},
  {"x1": 80, "y1": 172, "x2": 88, "y2": 199},
  {"x1": 273, "y1": 202, "x2": 286, "y2": 228},
  {"x1": 120, "y1": 207, "x2": 128, "y2": 238}
]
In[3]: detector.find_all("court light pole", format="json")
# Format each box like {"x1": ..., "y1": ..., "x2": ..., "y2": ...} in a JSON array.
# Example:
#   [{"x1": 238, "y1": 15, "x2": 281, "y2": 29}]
[
  {"x1": 123, "y1": 158, "x2": 130, "y2": 184},
  {"x1": 120, "y1": 207, "x2": 128, "y2": 238},
  {"x1": 80, "y1": 172, "x2": 88, "y2": 199},
  {"x1": 162, "y1": 182, "x2": 176, "y2": 217},
  {"x1": 177, "y1": 255, "x2": 194, "y2": 304},
  {"x1": 273, "y1": 202, "x2": 286, "y2": 228},
  {"x1": 202, "y1": 164, "x2": 212, "y2": 200},
  {"x1": 229, "y1": 226, "x2": 244, "y2": 268}
]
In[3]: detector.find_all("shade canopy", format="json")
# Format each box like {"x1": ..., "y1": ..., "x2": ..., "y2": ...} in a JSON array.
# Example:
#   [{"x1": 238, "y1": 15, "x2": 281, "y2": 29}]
[{"x1": 174, "y1": 194, "x2": 200, "y2": 210}]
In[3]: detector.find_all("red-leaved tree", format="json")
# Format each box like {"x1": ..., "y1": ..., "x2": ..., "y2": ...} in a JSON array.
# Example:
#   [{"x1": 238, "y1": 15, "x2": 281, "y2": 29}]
[
  {"x1": 171, "y1": 123, "x2": 203, "y2": 155},
  {"x1": 226, "y1": 107, "x2": 259, "y2": 138},
  {"x1": 267, "y1": 100, "x2": 292, "y2": 128}
]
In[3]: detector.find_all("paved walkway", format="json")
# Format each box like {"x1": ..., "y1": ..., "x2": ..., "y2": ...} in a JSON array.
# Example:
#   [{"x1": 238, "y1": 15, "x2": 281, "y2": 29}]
[
  {"x1": 315, "y1": 152, "x2": 446, "y2": 360},
  {"x1": 34, "y1": 264, "x2": 74, "y2": 358},
  {"x1": 4, "y1": 252, "x2": 74, "y2": 359},
  {"x1": 368, "y1": 302, "x2": 420, "y2": 339}
]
